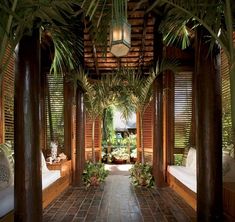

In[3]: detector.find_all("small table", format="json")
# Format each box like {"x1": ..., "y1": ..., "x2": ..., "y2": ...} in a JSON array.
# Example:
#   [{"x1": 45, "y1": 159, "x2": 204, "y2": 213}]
[{"x1": 47, "y1": 159, "x2": 71, "y2": 177}]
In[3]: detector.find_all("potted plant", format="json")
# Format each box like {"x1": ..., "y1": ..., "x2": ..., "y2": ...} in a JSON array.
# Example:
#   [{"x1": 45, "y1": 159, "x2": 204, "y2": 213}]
[
  {"x1": 130, "y1": 149, "x2": 137, "y2": 163},
  {"x1": 82, "y1": 161, "x2": 109, "y2": 187},
  {"x1": 111, "y1": 148, "x2": 130, "y2": 164},
  {"x1": 129, "y1": 162, "x2": 154, "y2": 187}
]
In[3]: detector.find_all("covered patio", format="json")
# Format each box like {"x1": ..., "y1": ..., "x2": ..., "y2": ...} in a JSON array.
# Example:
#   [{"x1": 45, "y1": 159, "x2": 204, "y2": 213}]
[{"x1": 0, "y1": 1, "x2": 235, "y2": 222}]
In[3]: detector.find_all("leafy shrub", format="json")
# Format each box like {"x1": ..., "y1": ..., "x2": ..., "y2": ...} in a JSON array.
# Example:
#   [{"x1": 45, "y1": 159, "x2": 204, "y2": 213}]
[
  {"x1": 82, "y1": 161, "x2": 109, "y2": 187},
  {"x1": 129, "y1": 162, "x2": 154, "y2": 187}
]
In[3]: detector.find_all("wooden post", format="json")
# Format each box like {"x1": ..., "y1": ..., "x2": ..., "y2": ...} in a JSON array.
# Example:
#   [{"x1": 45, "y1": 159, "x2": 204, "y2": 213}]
[
  {"x1": 14, "y1": 28, "x2": 42, "y2": 222},
  {"x1": 64, "y1": 76, "x2": 74, "y2": 159},
  {"x1": 195, "y1": 28, "x2": 222, "y2": 221},
  {"x1": 39, "y1": 72, "x2": 47, "y2": 151},
  {"x1": 153, "y1": 75, "x2": 165, "y2": 187},
  {"x1": 163, "y1": 71, "x2": 175, "y2": 167},
  {"x1": 152, "y1": 17, "x2": 166, "y2": 186},
  {"x1": 73, "y1": 85, "x2": 85, "y2": 186}
]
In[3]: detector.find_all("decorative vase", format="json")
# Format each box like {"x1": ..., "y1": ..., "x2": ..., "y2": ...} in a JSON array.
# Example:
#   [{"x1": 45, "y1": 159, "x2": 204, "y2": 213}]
[{"x1": 50, "y1": 141, "x2": 58, "y2": 161}]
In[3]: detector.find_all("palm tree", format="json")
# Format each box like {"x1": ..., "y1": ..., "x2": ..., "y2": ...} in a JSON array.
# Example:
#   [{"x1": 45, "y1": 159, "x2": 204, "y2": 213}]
[
  {"x1": 71, "y1": 68, "x2": 121, "y2": 163},
  {"x1": 144, "y1": 0, "x2": 235, "y2": 131},
  {"x1": 125, "y1": 70, "x2": 155, "y2": 164},
  {"x1": 0, "y1": 1, "x2": 86, "y2": 90}
]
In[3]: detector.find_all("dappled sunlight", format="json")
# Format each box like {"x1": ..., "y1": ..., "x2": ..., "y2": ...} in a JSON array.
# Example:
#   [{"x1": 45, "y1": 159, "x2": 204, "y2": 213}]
[{"x1": 105, "y1": 164, "x2": 133, "y2": 176}]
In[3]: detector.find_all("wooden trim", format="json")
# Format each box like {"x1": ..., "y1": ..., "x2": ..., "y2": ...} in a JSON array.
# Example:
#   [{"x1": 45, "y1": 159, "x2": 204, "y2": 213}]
[
  {"x1": 167, "y1": 171, "x2": 197, "y2": 210},
  {"x1": 136, "y1": 112, "x2": 141, "y2": 162},
  {"x1": 39, "y1": 72, "x2": 47, "y2": 151},
  {"x1": 223, "y1": 182, "x2": 235, "y2": 221},
  {"x1": 64, "y1": 76, "x2": 74, "y2": 159},
  {"x1": 0, "y1": 89, "x2": 4, "y2": 144},
  {"x1": 43, "y1": 160, "x2": 72, "y2": 208},
  {"x1": 73, "y1": 86, "x2": 85, "y2": 186},
  {"x1": 0, "y1": 211, "x2": 14, "y2": 222}
]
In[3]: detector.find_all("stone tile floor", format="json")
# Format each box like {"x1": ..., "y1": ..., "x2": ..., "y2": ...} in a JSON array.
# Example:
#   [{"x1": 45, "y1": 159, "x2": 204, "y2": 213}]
[{"x1": 43, "y1": 164, "x2": 196, "y2": 222}]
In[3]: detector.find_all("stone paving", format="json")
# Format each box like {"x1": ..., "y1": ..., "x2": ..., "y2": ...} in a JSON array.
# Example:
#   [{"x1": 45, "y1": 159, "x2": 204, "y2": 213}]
[{"x1": 43, "y1": 164, "x2": 196, "y2": 222}]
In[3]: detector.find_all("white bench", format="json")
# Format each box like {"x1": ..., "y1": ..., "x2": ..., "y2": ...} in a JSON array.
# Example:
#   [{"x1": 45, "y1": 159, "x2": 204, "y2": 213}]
[
  {"x1": 167, "y1": 147, "x2": 235, "y2": 220},
  {"x1": 0, "y1": 150, "x2": 70, "y2": 221}
]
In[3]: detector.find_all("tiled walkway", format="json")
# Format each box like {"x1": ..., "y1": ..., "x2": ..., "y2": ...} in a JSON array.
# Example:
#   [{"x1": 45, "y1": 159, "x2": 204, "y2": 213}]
[{"x1": 43, "y1": 164, "x2": 196, "y2": 222}]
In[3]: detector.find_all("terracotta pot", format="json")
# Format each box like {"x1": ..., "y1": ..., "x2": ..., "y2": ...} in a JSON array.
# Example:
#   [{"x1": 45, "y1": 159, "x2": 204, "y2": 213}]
[{"x1": 113, "y1": 158, "x2": 127, "y2": 164}]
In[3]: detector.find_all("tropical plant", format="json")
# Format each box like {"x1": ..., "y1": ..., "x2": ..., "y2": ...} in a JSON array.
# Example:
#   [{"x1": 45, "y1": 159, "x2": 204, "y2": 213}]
[
  {"x1": 82, "y1": 161, "x2": 109, "y2": 187},
  {"x1": 111, "y1": 148, "x2": 129, "y2": 161},
  {"x1": 0, "y1": 1, "x2": 85, "y2": 89},
  {"x1": 129, "y1": 162, "x2": 154, "y2": 187},
  {"x1": 117, "y1": 60, "x2": 177, "y2": 163},
  {"x1": 70, "y1": 68, "x2": 122, "y2": 163},
  {"x1": 144, "y1": 0, "x2": 235, "y2": 133}
]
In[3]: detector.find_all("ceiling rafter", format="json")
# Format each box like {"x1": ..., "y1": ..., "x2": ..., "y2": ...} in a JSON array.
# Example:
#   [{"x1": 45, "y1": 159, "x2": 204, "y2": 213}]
[{"x1": 138, "y1": 11, "x2": 149, "y2": 72}]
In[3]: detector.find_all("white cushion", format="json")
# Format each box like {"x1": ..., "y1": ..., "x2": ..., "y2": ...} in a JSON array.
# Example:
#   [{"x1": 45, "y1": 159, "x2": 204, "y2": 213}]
[
  {"x1": 0, "y1": 186, "x2": 14, "y2": 217},
  {"x1": 42, "y1": 170, "x2": 60, "y2": 190},
  {"x1": 41, "y1": 152, "x2": 49, "y2": 173},
  {"x1": 185, "y1": 148, "x2": 196, "y2": 174},
  {"x1": 0, "y1": 148, "x2": 13, "y2": 190},
  {"x1": 168, "y1": 165, "x2": 197, "y2": 193}
]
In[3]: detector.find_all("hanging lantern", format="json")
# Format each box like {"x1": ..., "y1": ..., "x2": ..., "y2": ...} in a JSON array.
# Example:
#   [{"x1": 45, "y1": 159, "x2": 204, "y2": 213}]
[{"x1": 110, "y1": 0, "x2": 131, "y2": 57}]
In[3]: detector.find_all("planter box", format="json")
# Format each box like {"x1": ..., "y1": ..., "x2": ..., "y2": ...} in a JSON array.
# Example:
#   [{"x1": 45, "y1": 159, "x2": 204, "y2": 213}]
[{"x1": 113, "y1": 158, "x2": 127, "y2": 164}]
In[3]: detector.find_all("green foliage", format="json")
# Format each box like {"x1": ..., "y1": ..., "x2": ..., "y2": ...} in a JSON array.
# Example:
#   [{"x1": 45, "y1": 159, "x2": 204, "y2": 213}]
[
  {"x1": 82, "y1": 161, "x2": 109, "y2": 188},
  {"x1": 174, "y1": 154, "x2": 183, "y2": 166},
  {"x1": 129, "y1": 162, "x2": 154, "y2": 187},
  {"x1": 103, "y1": 106, "x2": 115, "y2": 142},
  {"x1": 130, "y1": 148, "x2": 137, "y2": 158},
  {"x1": 111, "y1": 148, "x2": 129, "y2": 161},
  {"x1": 0, "y1": 0, "x2": 82, "y2": 87}
]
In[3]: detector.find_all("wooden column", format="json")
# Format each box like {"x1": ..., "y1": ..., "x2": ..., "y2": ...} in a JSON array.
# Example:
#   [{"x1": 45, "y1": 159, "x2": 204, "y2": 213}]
[
  {"x1": 73, "y1": 85, "x2": 85, "y2": 186},
  {"x1": 152, "y1": 17, "x2": 166, "y2": 186},
  {"x1": 153, "y1": 75, "x2": 165, "y2": 187},
  {"x1": 195, "y1": 28, "x2": 222, "y2": 221},
  {"x1": 163, "y1": 71, "x2": 174, "y2": 167},
  {"x1": 14, "y1": 29, "x2": 42, "y2": 222},
  {"x1": 39, "y1": 72, "x2": 47, "y2": 151},
  {"x1": 64, "y1": 76, "x2": 74, "y2": 159}
]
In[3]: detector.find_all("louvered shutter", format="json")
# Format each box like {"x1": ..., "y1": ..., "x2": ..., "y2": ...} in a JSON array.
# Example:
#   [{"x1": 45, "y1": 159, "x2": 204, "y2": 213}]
[
  {"x1": 85, "y1": 116, "x2": 101, "y2": 161},
  {"x1": 137, "y1": 101, "x2": 153, "y2": 163},
  {"x1": 174, "y1": 72, "x2": 192, "y2": 151},
  {"x1": 221, "y1": 50, "x2": 232, "y2": 148},
  {"x1": 2, "y1": 48, "x2": 15, "y2": 144},
  {"x1": 46, "y1": 74, "x2": 64, "y2": 149}
]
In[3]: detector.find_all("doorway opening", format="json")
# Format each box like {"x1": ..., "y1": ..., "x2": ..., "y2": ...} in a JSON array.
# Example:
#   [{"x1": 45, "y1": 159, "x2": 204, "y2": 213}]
[{"x1": 102, "y1": 106, "x2": 137, "y2": 167}]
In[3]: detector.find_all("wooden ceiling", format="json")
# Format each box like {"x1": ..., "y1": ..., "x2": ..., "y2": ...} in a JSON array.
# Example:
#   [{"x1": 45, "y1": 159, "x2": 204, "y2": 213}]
[{"x1": 83, "y1": 0, "x2": 154, "y2": 76}]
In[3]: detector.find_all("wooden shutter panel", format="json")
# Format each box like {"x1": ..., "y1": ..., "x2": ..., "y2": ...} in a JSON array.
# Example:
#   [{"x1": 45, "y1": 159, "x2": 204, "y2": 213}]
[
  {"x1": 137, "y1": 101, "x2": 153, "y2": 163},
  {"x1": 85, "y1": 116, "x2": 101, "y2": 161},
  {"x1": 46, "y1": 74, "x2": 64, "y2": 149},
  {"x1": 2, "y1": 47, "x2": 15, "y2": 144},
  {"x1": 221, "y1": 49, "x2": 232, "y2": 148},
  {"x1": 174, "y1": 72, "x2": 192, "y2": 151}
]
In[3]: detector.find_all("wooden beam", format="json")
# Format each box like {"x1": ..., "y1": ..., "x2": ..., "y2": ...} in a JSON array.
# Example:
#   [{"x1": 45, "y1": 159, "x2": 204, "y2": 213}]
[
  {"x1": 73, "y1": 85, "x2": 85, "y2": 186},
  {"x1": 138, "y1": 11, "x2": 148, "y2": 71},
  {"x1": 14, "y1": 28, "x2": 42, "y2": 222},
  {"x1": 195, "y1": 27, "x2": 223, "y2": 221}
]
